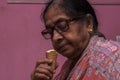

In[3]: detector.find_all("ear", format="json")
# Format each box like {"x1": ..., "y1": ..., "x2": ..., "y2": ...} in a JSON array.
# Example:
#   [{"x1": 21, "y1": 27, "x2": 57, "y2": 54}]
[{"x1": 85, "y1": 13, "x2": 94, "y2": 33}]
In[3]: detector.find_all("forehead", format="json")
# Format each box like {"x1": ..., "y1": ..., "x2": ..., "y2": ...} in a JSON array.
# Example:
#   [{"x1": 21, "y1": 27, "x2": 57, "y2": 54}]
[{"x1": 44, "y1": 6, "x2": 69, "y2": 25}]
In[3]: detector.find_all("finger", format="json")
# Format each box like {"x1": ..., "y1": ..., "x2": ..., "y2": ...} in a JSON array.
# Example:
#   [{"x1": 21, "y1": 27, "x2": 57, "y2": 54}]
[
  {"x1": 34, "y1": 72, "x2": 50, "y2": 80},
  {"x1": 38, "y1": 64, "x2": 54, "y2": 74},
  {"x1": 36, "y1": 59, "x2": 53, "y2": 68},
  {"x1": 36, "y1": 65, "x2": 54, "y2": 77},
  {"x1": 35, "y1": 69, "x2": 53, "y2": 77}
]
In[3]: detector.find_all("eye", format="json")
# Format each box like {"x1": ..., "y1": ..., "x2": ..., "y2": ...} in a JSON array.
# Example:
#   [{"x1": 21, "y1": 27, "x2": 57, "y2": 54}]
[
  {"x1": 46, "y1": 28, "x2": 53, "y2": 34},
  {"x1": 55, "y1": 21, "x2": 69, "y2": 32}
]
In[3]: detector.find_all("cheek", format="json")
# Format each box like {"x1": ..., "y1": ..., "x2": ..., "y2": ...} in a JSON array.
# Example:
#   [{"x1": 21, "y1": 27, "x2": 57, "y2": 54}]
[
  {"x1": 67, "y1": 28, "x2": 89, "y2": 46},
  {"x1": 77, "y1": 31, "x2": 89, "y2": 46}
]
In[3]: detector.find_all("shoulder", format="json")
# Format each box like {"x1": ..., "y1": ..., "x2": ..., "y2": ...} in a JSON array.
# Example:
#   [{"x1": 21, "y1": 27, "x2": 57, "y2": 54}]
[
  {"x1": 97, "y1": 40, "x2": 120, "y2": 52},
  {"x1": 89, "y1": 36, "x2": 120, "y2": 63},
  {"x1": 88, "y1": 36, "x2": 120, "y2": 79},
  {"x1": 89, "y1": 36, "x2": 120, "y2": 54}
]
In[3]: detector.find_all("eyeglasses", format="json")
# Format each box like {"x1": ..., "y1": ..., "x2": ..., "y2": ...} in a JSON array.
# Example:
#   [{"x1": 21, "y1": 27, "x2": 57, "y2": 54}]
[{"x1": 41, "y1": 16, "x2": 85, "y2": 39}]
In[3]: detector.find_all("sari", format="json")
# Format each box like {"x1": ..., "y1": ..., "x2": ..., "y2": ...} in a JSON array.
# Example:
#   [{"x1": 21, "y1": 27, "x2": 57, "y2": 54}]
[{"x1": 55, "y1": 36, "x2": 120, "y2": 80}]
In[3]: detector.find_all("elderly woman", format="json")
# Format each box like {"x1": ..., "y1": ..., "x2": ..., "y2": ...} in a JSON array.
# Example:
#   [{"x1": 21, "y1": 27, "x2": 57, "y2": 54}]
[{"x1": 31, "y1": 0, "x2": 120, "y2": 80}]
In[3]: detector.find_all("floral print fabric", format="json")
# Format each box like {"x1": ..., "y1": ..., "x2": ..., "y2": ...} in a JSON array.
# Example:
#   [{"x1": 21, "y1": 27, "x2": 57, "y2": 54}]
[{"x1": 55, "y1": 36, "x2": 120, "y2": 80}]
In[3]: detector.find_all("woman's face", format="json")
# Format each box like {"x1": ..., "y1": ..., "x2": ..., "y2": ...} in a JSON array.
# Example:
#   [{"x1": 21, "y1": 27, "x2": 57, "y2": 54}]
[{"x1": 44, "y1": 7, "x2": 91, "y2": 59}]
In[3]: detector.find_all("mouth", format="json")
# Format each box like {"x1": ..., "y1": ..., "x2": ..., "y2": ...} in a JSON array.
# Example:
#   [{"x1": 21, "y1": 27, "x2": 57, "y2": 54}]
[{"x1": 57, "y1": 43, "x2": 70, "y2": 53}]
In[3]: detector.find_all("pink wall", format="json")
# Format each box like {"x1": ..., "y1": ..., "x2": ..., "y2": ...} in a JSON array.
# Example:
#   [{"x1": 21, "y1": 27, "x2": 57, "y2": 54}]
[
  {"x1": 0, "y1": 0, "x2": 120, "y2": 80},
  {"x1": 94, "y1": 5, "x2": 120, "y2": 40}
]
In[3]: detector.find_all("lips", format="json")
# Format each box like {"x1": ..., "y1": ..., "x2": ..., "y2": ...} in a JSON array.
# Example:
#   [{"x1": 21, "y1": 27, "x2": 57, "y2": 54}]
[{"x1": 56, "y1": 43, "x2": 69, "y2": 53}]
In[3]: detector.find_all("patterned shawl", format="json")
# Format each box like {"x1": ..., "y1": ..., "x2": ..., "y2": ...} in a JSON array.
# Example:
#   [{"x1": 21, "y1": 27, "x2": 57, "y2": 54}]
[{"x1": 55, "y1": 36, "x2": 120, "y2": 80}]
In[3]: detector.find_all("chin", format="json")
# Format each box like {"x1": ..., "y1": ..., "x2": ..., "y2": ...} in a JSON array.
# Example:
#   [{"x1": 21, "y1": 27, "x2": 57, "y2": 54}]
[{"x1": 60, "y1": 49, "x2": 74, "y2": 58}]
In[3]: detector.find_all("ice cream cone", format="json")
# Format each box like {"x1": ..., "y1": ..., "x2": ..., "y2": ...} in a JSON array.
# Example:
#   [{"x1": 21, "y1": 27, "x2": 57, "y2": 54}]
[{"x1": 46, "y1": 49, "x2": 57, "y2": 70}]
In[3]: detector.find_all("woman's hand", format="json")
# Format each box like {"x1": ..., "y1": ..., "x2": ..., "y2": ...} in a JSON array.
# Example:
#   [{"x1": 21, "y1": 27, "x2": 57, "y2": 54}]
[{"x1": 31, "y1": 59, "x2": 55, "y2": 80}]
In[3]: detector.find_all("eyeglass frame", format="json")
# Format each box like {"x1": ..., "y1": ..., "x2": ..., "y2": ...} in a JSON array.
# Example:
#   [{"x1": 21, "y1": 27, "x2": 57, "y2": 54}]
[{"x1": 41, "y1": 15, "x2": 86, "y2": 39}]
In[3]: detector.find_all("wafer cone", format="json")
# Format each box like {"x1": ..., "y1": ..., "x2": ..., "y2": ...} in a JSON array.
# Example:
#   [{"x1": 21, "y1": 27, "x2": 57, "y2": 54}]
[{"x1": 46, "y1": 49, "x2": 57, "y2": 70}]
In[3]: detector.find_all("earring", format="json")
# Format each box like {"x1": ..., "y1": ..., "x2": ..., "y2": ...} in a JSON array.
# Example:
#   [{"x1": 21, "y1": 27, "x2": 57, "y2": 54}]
[{"x1": 89, "y1": 29, "x2": 93, "y2": 32}]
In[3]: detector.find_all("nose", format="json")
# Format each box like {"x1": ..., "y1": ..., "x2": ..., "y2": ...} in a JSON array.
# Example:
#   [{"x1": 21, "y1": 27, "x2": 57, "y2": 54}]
[{"x1": 52, "y1": 30, "x2": 63, "y2": 41}]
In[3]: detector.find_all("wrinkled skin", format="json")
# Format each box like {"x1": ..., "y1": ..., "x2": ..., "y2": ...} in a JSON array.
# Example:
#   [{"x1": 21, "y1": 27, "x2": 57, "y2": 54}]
[
  {"x1": 31, "y1": 59, "x2": 58, "y2": 80},
  {"x1": 45, "y1": 7, "x2": 91, "y2": 60},
  {"x1": 31, "y1": 5, "x2": 93, "y2": 80}
]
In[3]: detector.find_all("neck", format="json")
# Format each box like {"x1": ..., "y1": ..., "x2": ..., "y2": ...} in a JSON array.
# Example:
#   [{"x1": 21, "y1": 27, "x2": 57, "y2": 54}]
[{"x1": 71, "y1": 36, "x2": 91, "y2": 66}]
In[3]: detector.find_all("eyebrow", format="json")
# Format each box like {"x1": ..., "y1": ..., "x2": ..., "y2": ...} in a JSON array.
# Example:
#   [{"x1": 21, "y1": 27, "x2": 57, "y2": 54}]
[
  {"x1": 45, "y1": 17, "x2": 69, "y2": 28},
  {"x1": 54, "y1": 18, "x2": 68, "y2": 25}
]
